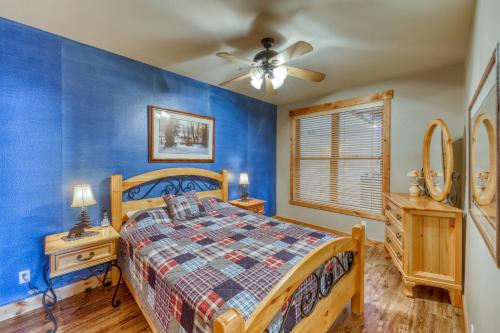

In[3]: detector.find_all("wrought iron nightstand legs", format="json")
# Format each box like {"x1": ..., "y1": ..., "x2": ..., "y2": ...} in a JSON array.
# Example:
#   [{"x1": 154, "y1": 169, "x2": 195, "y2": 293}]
[
  {"x1": 109, "y1": 261, "x2": 123, "y2": 308},
  {"x1": 42, "y1": 260, "x2": 122, "y2": 333},
  {"x1": 42, "y1": 265, "x2": 58, "y2": 333}
]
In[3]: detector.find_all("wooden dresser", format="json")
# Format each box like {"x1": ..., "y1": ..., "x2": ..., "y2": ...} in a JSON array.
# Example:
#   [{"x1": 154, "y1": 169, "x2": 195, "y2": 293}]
[{"x1": 383, "y1": 193, "x2": 463, "y2": 306}]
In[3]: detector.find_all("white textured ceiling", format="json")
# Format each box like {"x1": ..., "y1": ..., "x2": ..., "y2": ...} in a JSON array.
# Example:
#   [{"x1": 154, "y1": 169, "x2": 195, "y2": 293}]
[{"x1": 0, "y1": 0, "x2": 473, "y2": 105}]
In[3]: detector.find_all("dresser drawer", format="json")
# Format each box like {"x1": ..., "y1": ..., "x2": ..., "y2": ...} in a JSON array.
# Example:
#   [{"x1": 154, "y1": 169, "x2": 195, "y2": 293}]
[
  {"x1": 385, "y1": 199, "x2": 403, "y2": 222},
  {"x1": 53, "y1": 242, "x2": 116, "y2": 277},
  {"x1": 385, "y1": 215, "x2": 404, "y2": 248},
  {"x1": 386, "y1": 230, "x2": 404, "y2": 270}
]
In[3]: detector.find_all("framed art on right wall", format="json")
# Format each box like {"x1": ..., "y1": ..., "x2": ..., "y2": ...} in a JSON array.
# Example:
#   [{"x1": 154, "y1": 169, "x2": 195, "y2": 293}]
[{"x1": 468, "y1": 43, "x2": 500, "y2": 268}]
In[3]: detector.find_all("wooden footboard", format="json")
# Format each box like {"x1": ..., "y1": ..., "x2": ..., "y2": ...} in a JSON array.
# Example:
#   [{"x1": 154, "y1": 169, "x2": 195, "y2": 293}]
[{"x1": 214, "y1": 224, "x2": 365, "y2": 333}]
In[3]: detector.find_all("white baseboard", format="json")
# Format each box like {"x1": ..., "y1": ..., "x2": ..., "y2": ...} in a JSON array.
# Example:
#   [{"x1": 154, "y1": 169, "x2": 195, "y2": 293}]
[{"x1": 0, "y1": 274, "x2": 105, "y2": 323}]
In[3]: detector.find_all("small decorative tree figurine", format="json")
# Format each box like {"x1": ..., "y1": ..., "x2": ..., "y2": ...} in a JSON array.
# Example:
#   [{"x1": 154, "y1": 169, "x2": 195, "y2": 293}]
[{"x1": 67, "y1": 184, "x2": 97, "y2": 239}]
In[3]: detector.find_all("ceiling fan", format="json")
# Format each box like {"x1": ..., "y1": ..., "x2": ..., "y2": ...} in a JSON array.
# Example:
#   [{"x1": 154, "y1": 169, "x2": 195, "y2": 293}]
[{"x1": 216, "y1": 37, "x2": 326, "y2": 95}]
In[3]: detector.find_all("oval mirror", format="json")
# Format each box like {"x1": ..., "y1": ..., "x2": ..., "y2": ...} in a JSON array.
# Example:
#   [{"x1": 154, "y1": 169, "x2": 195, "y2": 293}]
[
  {"x1": 423, "y1": 119, "x2": 453, "y2": 201},
  {"x1": 471, "y1": 113, "x2": 496, "y2": 205}
]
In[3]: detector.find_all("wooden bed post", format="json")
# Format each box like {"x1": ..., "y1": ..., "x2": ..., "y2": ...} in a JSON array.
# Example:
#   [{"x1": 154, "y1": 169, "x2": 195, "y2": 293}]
[
  {"x1": 110, "y1": 174, "x2": 123, "y2": 286},
  {"x1": 221, "y1": 170, "x2": 229, "y2": 202},
  {"x1": 351, "y1": 224, "x2": 365, "y2": 316},
  {"x1": 213, "y1": 308, "x2": 244, "y2": 333},
  {"x1": 111, "y1": 174, "x2": 123, "y2": 232}
]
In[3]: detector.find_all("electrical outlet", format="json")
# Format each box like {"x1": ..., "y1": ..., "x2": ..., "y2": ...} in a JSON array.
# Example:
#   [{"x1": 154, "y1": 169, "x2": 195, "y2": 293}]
[
  {"x1": 470, "y1": 324, "x2": 475, "y2": 333},
  {"x1": 18, "y1": 270, "x2": 30, "y2": 284}
]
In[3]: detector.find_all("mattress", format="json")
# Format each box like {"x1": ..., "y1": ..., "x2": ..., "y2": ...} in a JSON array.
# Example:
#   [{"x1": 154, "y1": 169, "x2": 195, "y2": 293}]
[{"x1": 119, "y1": 200, "x2": 353, "y2": 333}]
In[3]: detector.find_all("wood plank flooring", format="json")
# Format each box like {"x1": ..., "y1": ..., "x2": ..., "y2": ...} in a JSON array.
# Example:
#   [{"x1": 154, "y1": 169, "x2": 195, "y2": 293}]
[{"x1": 0, "y1": 247, "x2": 464, "y2": 333}]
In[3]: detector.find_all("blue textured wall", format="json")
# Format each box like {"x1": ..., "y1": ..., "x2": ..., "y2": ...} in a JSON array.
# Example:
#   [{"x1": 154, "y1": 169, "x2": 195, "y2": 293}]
[{"x1": 0, "y1": 17, "x2": 276, "y2": 307}]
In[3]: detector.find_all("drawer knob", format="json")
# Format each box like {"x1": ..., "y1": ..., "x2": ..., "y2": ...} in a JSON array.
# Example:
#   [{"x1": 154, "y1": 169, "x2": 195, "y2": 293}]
[
  {"x1": 397, "y1": 252, "x2": 402, "y2": 260},
  {"x1": 396, "y1": 214, "x2": 402, "y2": 221},
  {"x1": 77, "y1": 251, "x2": 95, "y2": 262},
  {"x1": 396, "y1": 232, "x2": 402, "y2": 240},
  {"x1": 385, "y1": 205, "x2": 391, "y2": 211},
  {"x1": 386, "y1": 237, "x2": 391, "y2": 243}
]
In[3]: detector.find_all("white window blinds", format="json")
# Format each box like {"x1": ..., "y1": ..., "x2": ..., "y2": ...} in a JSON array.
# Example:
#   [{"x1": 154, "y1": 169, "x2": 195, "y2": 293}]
[{"x1": 291, "y1": 96, "x2": 390, "y2": 220}]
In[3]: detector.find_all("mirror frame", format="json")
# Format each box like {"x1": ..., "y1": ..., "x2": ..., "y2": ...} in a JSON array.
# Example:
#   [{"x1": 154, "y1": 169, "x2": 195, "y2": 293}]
[
  {"x1": 423, "y1": 118, "x2": 453, "y2": 202},
  {"x1": 471, "y1": 113, "x2": 497, "y2": 205},
  {"x1": 468, "y1": 44, "x2": 500, "y2": 268}
]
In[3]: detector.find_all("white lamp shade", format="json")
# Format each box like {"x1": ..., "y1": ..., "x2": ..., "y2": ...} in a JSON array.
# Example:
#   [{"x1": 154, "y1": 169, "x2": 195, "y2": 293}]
[
  {"x1": 239, "y1": 173, "x2": 249, "y2": 185},
  {"x1": 71, "y1": 184, "x2": 97, "y2": 208}
]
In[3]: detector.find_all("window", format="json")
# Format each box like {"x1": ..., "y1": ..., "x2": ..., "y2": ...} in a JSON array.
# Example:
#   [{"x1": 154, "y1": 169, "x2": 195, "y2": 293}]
[{"x1": 290, "y1": 91, "x2": 392, "y2": 221}]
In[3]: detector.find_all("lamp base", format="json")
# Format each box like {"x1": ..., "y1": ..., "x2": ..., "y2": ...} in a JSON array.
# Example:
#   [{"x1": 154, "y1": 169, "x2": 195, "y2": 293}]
[
  {"x1": 65, "y1": 207, "x2": 93, "y2": 240},
  {"x1": 240, "y1": 185, "x2": 249, "y2": 202}
]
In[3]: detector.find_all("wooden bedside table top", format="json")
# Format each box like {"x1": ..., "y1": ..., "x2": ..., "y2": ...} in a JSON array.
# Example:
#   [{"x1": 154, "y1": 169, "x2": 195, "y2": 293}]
[
  {"x1": 229, "y1": 198, "x2": 265, "y2": 208},
  {"x1": 45, "y1": 226, "x2": 120, "y2": 255}
]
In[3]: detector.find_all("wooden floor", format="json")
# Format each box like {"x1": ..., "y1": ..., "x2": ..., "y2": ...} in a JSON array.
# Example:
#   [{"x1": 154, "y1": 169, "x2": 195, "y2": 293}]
[{"x1": 1, "y1": 247, "x2": 464, "y2": 333}]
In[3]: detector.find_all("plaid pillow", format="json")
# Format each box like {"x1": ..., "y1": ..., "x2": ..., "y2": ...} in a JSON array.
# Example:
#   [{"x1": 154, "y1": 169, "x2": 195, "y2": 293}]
[
  {"x1": 122, "y1": 206, "x2": 171, "y2": 232},
  {"x1": 198, "y1": 196, "x2": 227, "y2": 212},
  {"x1": 184, "y1": 190, "x2": 202, "y2": 215},
  {"x1": 162, "y1": 191, "x2": 204, "y2": 223}
]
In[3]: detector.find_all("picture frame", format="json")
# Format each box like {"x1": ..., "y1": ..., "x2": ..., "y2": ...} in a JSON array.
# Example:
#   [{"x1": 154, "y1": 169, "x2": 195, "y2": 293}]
[
  {"x1": 468, "y1": 43, "x2": 500, "y2": 268},
  {"x1": 148, "y1": 106, "x2": 215, "y2": 163}
]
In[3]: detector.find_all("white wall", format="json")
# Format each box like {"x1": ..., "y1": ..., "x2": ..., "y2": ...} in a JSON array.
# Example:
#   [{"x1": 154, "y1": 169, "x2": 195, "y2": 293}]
[
  {"x1": 463, "y1": 1, "x2": 500, "y2": 332},
  {"x1": 276, "y1": 64, "x2": 465, "y2": 241}
]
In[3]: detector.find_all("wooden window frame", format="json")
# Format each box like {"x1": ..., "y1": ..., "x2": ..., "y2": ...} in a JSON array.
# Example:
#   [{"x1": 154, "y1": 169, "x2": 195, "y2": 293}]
[{"x1": 289, "y1": 90, "x2": 393, "y2": 221}]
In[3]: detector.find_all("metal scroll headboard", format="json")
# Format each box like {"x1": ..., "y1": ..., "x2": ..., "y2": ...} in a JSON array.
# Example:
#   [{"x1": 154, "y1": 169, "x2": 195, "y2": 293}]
[
  {"x1": 110, "y1": 168, "x2": 229, "y2": 231},
  {"x1": 125, "y1": 175, "x2": 221, "y2": 201}
]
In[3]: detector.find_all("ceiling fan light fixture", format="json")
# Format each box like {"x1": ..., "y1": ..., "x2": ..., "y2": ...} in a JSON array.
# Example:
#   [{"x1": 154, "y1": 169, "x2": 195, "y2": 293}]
[
  {"x1": 273, "y1": 66, "x2": 287, "y2": 81},
  {"x1": 250, "y1": 77, "x2": 263, "y2": 90},
  {"x1": 271, "y1": 77, "x2": 284, "y2": 89},
  {"x1": 216, "y1": 38, "x2": 324, "y2": 94},
  {"x1": 271, "y1": 78, "x2": 285, "y2": 90},
  {"x1": 250, "y1": 67, "x2": 264, "y2": 80},
  {"x1": 271, "y1": 66, "x2": 287, "y2": 89}
]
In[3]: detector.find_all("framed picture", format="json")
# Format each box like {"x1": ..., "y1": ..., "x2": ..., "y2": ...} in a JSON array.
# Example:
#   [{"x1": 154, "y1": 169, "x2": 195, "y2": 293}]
[
  {"x1": 468, "y1": 43, "x2": 500, "y2": 268},
  {"x1": 148, "y1": 106, "x2": 215, "y2": 162}
]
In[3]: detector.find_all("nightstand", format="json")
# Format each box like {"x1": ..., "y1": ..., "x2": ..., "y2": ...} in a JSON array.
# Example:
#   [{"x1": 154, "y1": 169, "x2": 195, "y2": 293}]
[
  {"x1": 43, "y1": 226, "x2": 122, "y2": 333},
  {"x1": 229, "y1": 198, "x2": 265, "y2": 214}
]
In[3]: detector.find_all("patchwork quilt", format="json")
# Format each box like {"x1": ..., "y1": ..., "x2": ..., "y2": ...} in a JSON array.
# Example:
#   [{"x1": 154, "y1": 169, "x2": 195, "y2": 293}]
[{"x1": 119, "y1": 199, "x2": 353, "y2": 333}]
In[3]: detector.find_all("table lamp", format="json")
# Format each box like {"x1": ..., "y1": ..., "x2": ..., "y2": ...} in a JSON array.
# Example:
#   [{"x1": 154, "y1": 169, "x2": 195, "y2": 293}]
[
  {"x1": 239, "y1": 172, "x2": 249, "y2": 201},
  {"x1": 67, "y1": 184, "x2": 97, "y2": 240}
]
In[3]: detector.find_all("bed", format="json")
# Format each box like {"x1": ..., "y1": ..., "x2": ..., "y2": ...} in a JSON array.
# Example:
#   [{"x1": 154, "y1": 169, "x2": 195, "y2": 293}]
[{"x1": 110, "y1": 168, "x2": 365, "y2": 333}]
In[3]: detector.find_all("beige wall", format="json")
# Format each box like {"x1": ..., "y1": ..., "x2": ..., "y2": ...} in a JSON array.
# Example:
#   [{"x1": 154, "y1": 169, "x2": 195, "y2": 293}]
[
  {"x1": 463, "y1": 0, "x2": 500, "y2": 332},
  {"x1": 276, "y1": 64, "x2": 465, "y2": 241}
]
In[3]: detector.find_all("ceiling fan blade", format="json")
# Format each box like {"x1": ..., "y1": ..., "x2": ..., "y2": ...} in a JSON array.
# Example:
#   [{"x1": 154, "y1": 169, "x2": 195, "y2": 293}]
[
  {"x1": 218, "y1": 72, "x2": 251, "y2": 86},
  {"x1": 265, "y1": 76, "x2": 276, "y2": 95},
  {"x1": 216, "y1": 52, "x2": 255, "y2": 66},
  {"x1": 270, "y1": 41, "x2": 313, "y2": 65},
  {"x1": 285, "y1": 66, "x2": 326, "y2": 82}
]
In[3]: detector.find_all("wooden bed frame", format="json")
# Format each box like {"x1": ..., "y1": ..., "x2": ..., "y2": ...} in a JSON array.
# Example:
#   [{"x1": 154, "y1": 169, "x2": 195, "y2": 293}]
[{"x1": 110, "y1": 167, "x2": 365, "y2": 333}]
